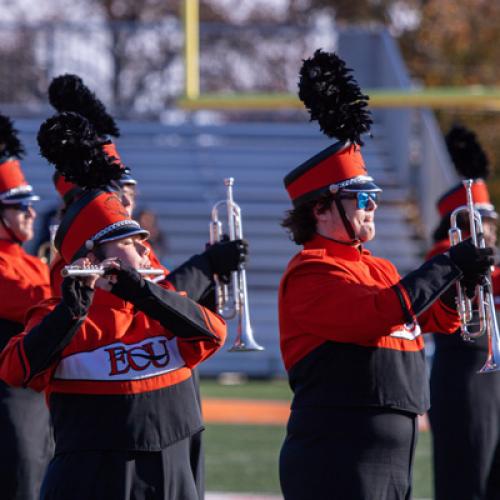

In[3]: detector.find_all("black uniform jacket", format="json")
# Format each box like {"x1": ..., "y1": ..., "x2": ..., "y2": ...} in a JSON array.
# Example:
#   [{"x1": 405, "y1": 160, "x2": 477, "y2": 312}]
[{"x1": 0, "y1": 286, "x2": 226, "y2": 455}]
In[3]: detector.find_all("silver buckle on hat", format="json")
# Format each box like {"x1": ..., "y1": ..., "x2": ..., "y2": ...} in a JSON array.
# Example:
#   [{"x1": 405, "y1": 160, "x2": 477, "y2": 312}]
[{"x1": 329, "y1": 175, "x2": 375, "y2": 194}]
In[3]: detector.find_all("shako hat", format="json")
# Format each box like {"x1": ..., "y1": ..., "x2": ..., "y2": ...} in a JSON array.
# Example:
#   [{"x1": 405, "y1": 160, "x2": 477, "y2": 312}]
[
  {"x1": 53, "y1": 171, "x2": 82, "y2": 206},
  {"x1": 103, "y1": 141, "x2": 136, "y2": 186},
  {"x1": 437, "y1": 124, "x2": 496, "y2": 219},
  {"x1": 284, "y1": 50, "x2": 381, "y2": 207},
  {"x1": 48, "y1": 73, "x2": 137, "y2": 188},
  {"x1": 0, "y1": 114, "x2": 39, "y2": 206},
  {"x1": 52, "y1": 140, "x2": 134, "y2": 205},
  {"x1": 38, "y1": 112, "x2": 148, "y2": 262},
  {"x1": 54, "y1": 189, "x2": 147, "y2": 262}
]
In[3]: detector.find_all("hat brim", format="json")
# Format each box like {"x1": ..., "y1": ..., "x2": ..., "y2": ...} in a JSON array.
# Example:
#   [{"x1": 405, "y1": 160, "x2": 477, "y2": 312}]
[
  {"x1": 0, "y1": 193, "x2": 40, "y2": 204},
  {"x1": 119, "y1": 176, "x2": 137, "y2": 186},
  {"x1": 98, "y1": 226, "x2": 149, "y2": 246},
  {"x1": 340, "y1": 180, "x2": 382, "y2": 193},
  {"x1": 479, "y1": 208, "x2": 498, "y2": 220}
]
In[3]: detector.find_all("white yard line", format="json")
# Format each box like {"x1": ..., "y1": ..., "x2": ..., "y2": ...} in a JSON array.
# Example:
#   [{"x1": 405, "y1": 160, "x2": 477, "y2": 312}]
[{"x1": 206, "y1": 494, "x2": 431, "y2": 500}]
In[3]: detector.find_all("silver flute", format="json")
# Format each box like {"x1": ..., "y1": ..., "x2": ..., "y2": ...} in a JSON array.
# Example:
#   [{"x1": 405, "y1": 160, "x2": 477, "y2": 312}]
[{"x1": 61, "y1": 265, "x2": 164, "y2": 278}]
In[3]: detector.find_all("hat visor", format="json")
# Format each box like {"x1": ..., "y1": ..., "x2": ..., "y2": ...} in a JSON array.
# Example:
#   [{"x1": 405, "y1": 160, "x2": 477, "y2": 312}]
[
  {"x1": 97, "y1": 226, "x2": 150, "y2": 246},
  {"x1": 479, "y1": 208, "x2": 498, "y2": 220},
  {"x1": 340, "y1": 180, "x2": 382, "y2": 193},
  {"x1": 0, "y1": 193, "x2": 40, "y2": 204},
  {"x1": 119, "y1": 176, "x2": 137, "y2": 186}
]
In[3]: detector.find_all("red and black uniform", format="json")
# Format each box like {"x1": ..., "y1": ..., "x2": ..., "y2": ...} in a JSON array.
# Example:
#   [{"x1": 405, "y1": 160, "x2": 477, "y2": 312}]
[
  {"x1": 48, "y1": 175, "x2": 225, "y2": 500},
  {"x1": 47, "y1": 243, "x2": 212, "y2": 500},
  {"x1": 428, "y1": 239, "x2": 500, "y2": 500},
  {"x1": 0, "y1": 114, "x2": 229, "y2": 496},
  {"x1": 278, "y1": 51, "x2": 495, "y2": 500},
  {"x1": 0, "y1": 239, "x2": 53, "y2": 500},
  {"x1": 0, "y1": 276, "x2": 226, "y2": 500},
  {"x1": 279, "y1": 234, "x2": 461, "y2": 500}
]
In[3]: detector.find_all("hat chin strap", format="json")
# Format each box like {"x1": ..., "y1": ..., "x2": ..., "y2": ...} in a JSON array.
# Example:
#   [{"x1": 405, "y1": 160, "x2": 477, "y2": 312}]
[{"x1": 333, "y1": 198, "x2": 361, "y2": 246}]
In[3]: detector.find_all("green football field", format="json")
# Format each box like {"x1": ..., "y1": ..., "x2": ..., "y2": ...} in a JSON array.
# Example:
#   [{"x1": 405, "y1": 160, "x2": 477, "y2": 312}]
[{"x1": 200, "y1": 379, "x2": 434, "y2": 499}]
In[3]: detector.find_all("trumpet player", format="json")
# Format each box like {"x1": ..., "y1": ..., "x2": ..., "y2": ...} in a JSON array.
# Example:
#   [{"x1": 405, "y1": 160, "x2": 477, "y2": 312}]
[
  {"x1": 428, "y1": 125, "x2": 500, "y2": 500},
  {"x1": 0, "y1": 114, "x2": 53, "y2": 500},
  {"x1": 0, "y1": 112, "x2": 228, "y2": 500},
  {"x1": 278, "y1": 51, "x2": 495, "y2": 500}
]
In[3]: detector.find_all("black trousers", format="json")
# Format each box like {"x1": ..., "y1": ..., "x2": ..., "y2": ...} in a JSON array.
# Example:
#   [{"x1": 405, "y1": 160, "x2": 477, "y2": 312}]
[
  {"x1": 191, "y1": 368, "x2": 204, "y2": 500},
  {"x1": 279, "y1": 407, "x2": 418, "y2": 500},
  {"x1": 40, "y1": 432, "x2": 204, "y2": 500},
  {"x1": 0, "y1": 382, "x2": 53, "y2": 500},
  {"x1": 429, "y1": 350, "x2": 500, "y2": 500}
]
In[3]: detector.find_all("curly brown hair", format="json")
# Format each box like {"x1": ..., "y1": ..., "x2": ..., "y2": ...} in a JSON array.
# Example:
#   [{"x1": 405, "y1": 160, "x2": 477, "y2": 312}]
[{"x1": 281, "y1": 192, "x2": 335, "y2": 245}]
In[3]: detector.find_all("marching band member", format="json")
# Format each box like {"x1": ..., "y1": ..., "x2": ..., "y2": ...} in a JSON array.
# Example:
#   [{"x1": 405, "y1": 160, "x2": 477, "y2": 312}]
[
  {"x1": 46, "y1": 78, "x2": 246, "y2": 496},
  {"x1": 0, "y1": 114, "x2": 52, "y2": 500},
  {"x1": 428, "y1": 125, "x2": 500, "y2": 500},
  {"x1": 278, "y1": 51, "x2": 494, "y2": 500},
  {"x1": 0, "y1": 112, "x2": 227, "y2": 500},
  {"x1": 47, "y1": 74, "x2": 246, "y2": 306}
]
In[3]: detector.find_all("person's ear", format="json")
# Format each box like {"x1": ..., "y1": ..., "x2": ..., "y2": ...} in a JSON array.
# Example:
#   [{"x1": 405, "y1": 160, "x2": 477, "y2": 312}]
[
  {"x1": 314, "y1": 202, "x2": 334, "y2": 222},
  {"x1": 313, "y1": 203, "x2": 323, "y2": 221}
]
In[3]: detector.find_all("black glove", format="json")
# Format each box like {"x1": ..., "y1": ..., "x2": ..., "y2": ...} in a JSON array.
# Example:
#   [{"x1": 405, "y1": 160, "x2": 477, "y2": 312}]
[
  {"x1": 462, "y1": 274, "x2": 488, "y2": 299},
  {"x1": 204, "y1": 237, "x2": 248, "y2": 281},
  {"x1": 61, "y1": 276, "x2": 95, "y2": 318},
  {"x1": 448, "y1": 239, "x2": 494, "y2": 279}
]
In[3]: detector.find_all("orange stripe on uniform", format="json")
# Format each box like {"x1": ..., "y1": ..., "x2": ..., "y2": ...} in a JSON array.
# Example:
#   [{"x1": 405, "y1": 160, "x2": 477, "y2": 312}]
[{"x1": 49, "y1": 366, "x2": 192, "y2": 395}]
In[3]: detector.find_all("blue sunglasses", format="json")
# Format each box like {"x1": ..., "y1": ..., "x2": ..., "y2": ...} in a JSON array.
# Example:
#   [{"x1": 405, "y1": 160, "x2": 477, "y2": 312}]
[{"x1": 340, "y1": 192, "x2": 379, "y2": 210}]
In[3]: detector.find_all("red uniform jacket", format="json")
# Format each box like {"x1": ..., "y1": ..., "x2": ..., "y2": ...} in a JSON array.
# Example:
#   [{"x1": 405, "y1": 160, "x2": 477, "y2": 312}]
[
  {"x1": 0, "y1": 285, "x2": 226, "y2": 454},
  {"x1": 0, "y1": 239, "x2": 50, "y2": 346},
  {"x1": 279, "y1": 234, "x2": 460, "y2": 415}
]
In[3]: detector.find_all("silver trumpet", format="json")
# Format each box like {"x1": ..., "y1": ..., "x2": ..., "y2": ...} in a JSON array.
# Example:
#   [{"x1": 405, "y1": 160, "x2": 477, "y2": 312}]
[
  {"x1": 61, "y1": 265, "x2": 164, "y2": 278},
  {"x1": 210, "y1": 178, "x2": 264, "y2": 352},
  {"x1": 37, "y1": 223, "x2": 59, "y2": 265},
  {"x1": 448, "y1": 179, "x2": 500, "y2": 373}
]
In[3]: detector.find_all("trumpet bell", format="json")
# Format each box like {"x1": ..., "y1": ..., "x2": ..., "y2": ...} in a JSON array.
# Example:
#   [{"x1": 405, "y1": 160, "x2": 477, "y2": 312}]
[
  {"x1": 478, "y1": 323, "x2": 500, "y2": 374},
  {"x1": 210, "y1": 177, "x2": 264, "y2": 353},
  {"x1": 228, "y1": 335, "x2": 265, "y2": 352},
  {"x1": 478, "y1": 282, "x2": 500, "y2": 373}
]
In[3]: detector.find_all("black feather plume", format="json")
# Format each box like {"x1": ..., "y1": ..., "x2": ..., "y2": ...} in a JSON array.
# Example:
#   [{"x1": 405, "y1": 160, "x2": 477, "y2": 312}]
[
  {"x1": 37, "y1": 112, "x2": 124, "y2": 188},
  {"x1": 445, "y1": 124, "x2": 490, "y2": 179},
  {"x1": 48, "y1": 74, "x2": 120, "y2": 137},
  {"x1": 298, "y1": 49, "x2": 372, "y2": 145},
  {"x1": 0, "y1": 113, "x2": 25, "y2": 159}
]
